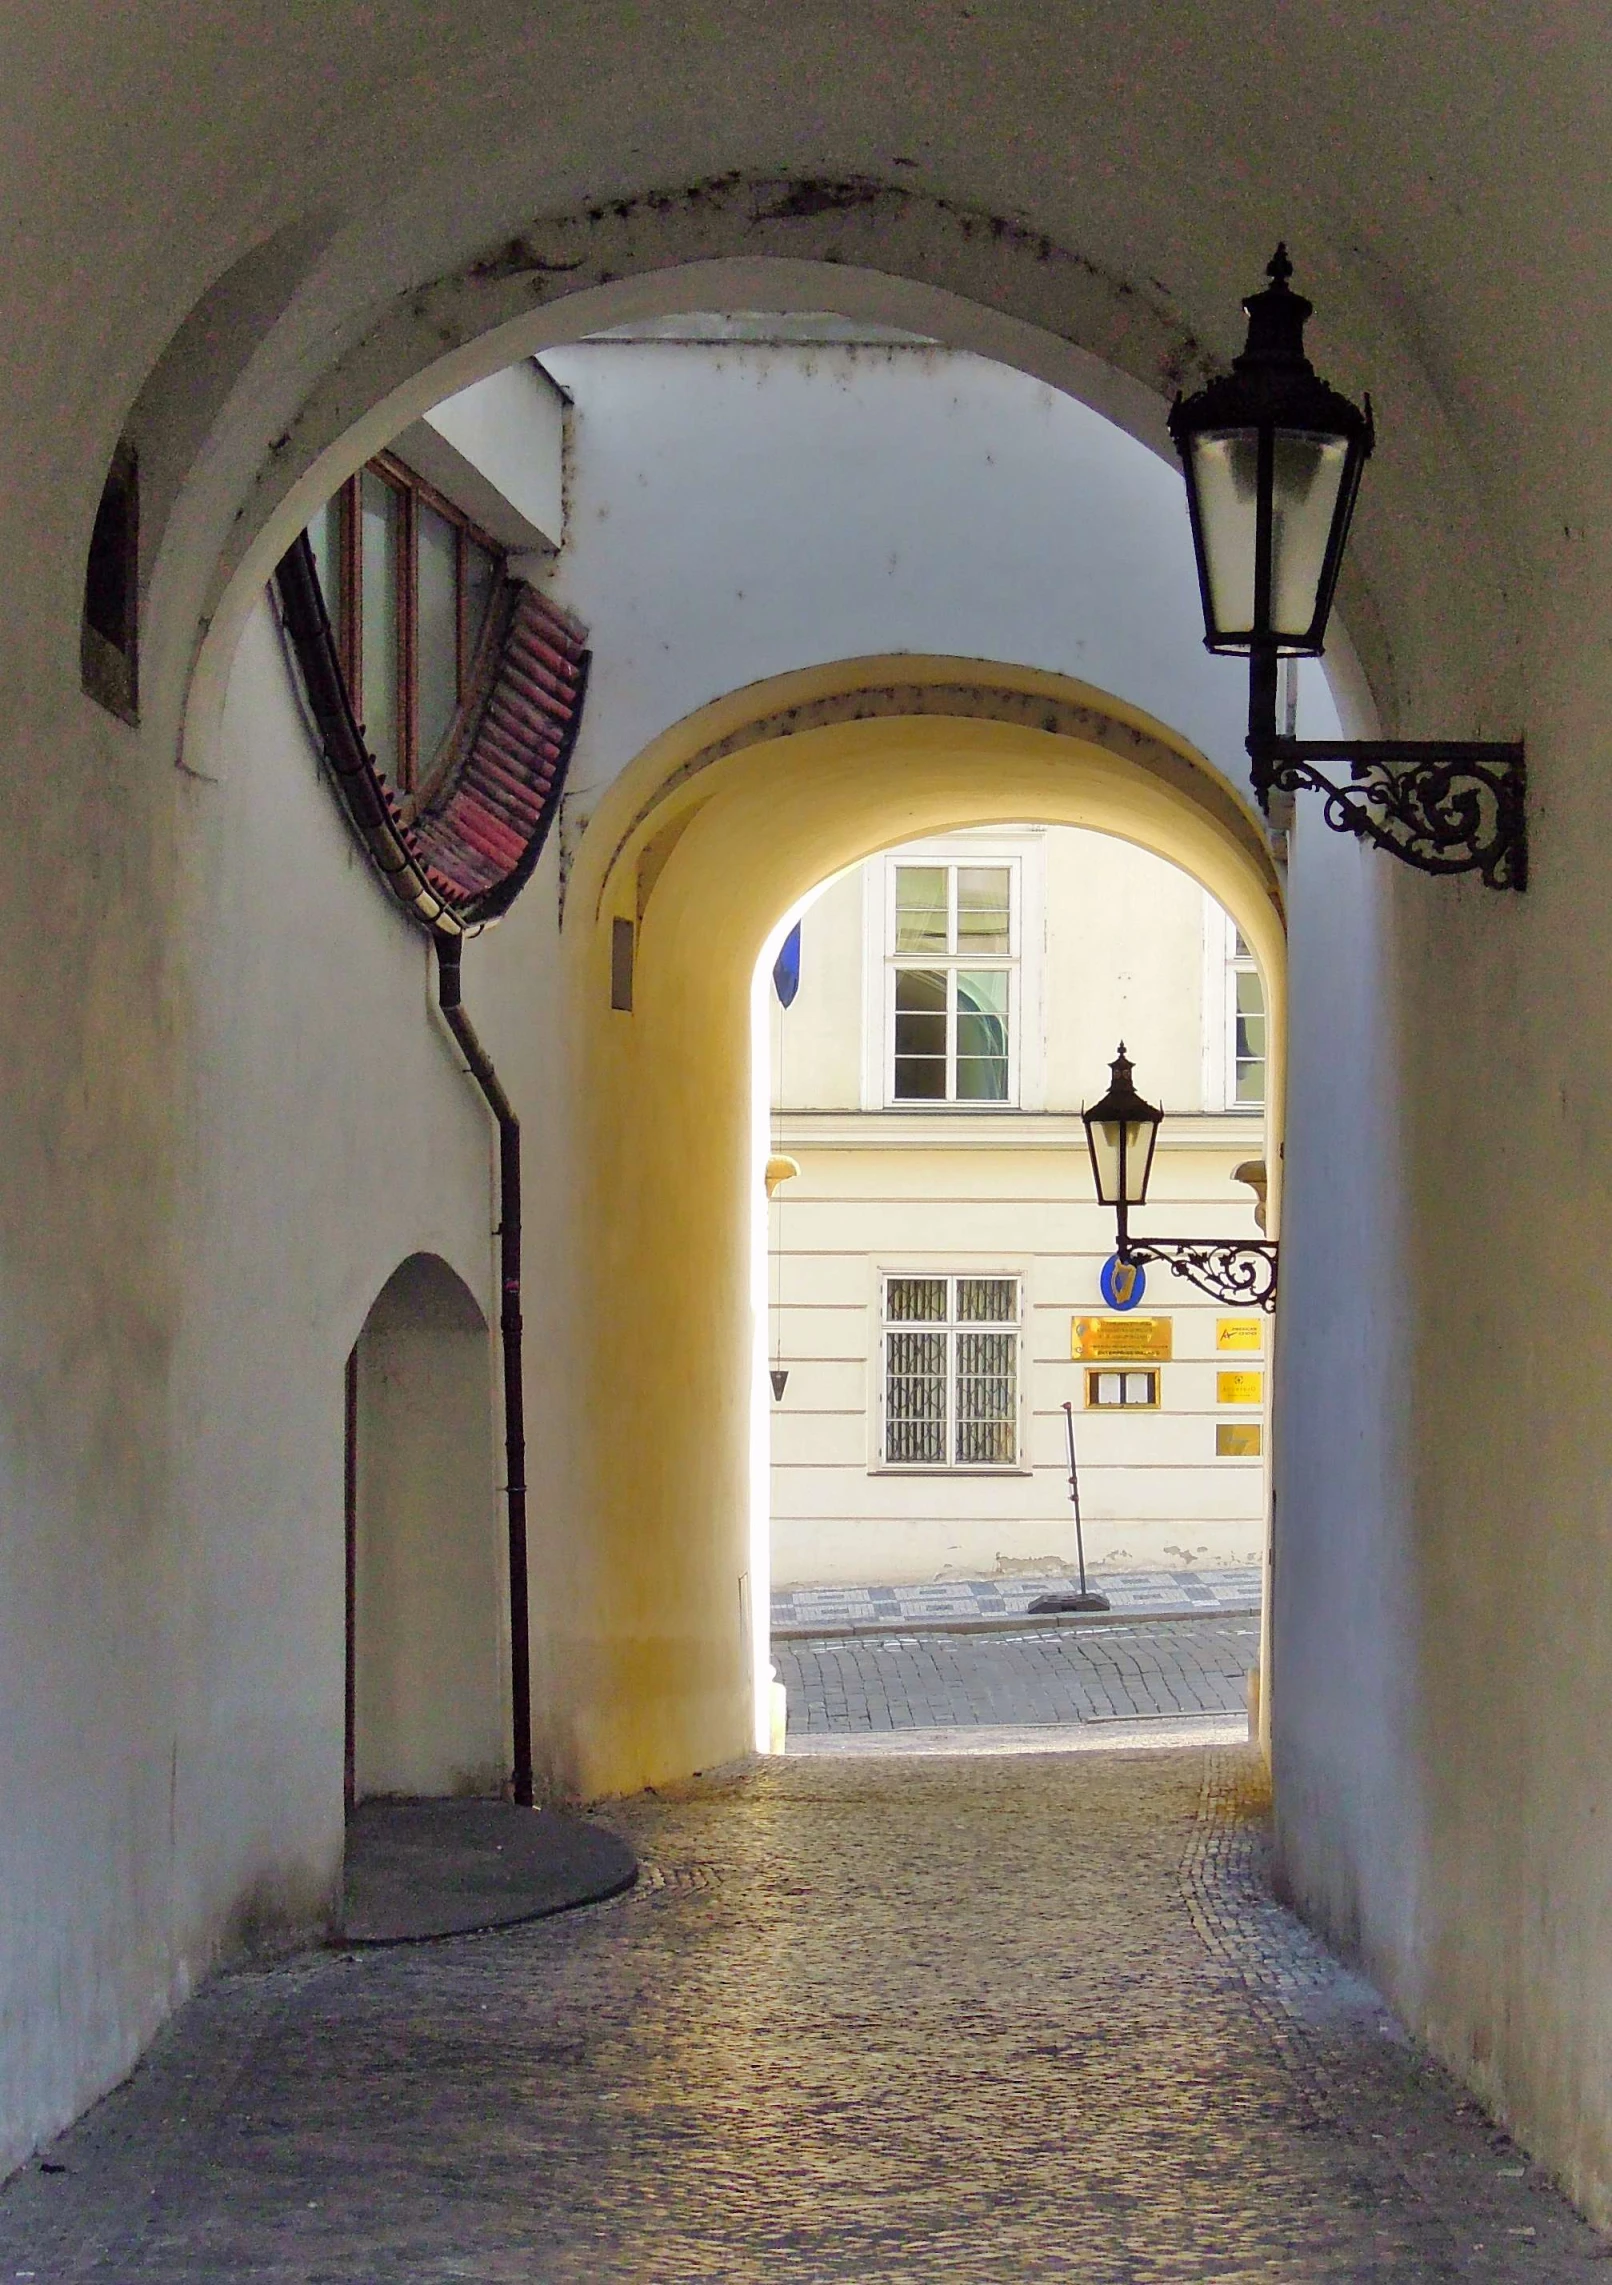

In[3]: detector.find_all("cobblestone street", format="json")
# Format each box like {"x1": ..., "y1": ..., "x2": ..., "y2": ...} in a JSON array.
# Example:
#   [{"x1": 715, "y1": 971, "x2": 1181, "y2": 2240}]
[
  {"x1": 776, "y1": 1615, "x2": 1257, "y2": 1734},
  {"x1": 1, "y1": 1747, "x2": 1606, "y2": 2281}
]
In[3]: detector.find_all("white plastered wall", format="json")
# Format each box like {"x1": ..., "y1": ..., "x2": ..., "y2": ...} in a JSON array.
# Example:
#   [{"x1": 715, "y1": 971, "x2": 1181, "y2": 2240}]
[{"x1": 159, "y1": 596, "x2": 498, "y2": 2051}]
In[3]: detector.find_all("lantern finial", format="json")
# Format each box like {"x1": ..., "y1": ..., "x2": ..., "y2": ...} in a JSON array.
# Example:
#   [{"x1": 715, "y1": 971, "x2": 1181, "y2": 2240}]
[{"x1": 1237, "y1": 246, "x2": 1314, "y2": 371}]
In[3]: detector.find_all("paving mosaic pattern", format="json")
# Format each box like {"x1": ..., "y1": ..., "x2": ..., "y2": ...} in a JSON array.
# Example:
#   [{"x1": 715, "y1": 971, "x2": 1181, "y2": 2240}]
[
  {"x1": 1, "y1": 1749, "x2": 1605, "y2": 2281},
  {"x1": 776, "y1": 1614, "x2": 1259, "y2": 1733},
  {"x1": 771, "y1": 1565, "x2": 1260, "y2": 1633}
]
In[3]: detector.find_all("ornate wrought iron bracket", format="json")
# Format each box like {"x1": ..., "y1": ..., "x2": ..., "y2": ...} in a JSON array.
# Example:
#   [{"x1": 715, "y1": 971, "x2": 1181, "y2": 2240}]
[
  {"x1": 1121, "y1": 1238, "x2": 1280, "y2": 1313},
  {"x1": 1249, "y1": 735, "x2": 1527, "y2": 892}
]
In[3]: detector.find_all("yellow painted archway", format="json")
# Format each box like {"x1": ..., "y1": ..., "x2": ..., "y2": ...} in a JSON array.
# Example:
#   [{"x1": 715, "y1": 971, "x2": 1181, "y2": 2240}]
[{"x1": 539, "y1": 658, "x2": 1285, "y2": 1800}]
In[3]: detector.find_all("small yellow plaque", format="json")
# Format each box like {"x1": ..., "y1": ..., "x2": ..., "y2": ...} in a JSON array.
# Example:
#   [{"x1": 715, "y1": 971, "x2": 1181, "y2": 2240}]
[
  {"x1": 1217, "y1": 1422, "x2": 1263, "y2": 1457},
  {"x1": 1217, "y1": 1370, "x2": 1264, "y2": 1405},
  {"x1": 1072, "y1": 1316, "x2": 1173, "y2": 1362},
  {"x1": 1216, "y1": 1317, "x2": 1263, "y2": 1352}
]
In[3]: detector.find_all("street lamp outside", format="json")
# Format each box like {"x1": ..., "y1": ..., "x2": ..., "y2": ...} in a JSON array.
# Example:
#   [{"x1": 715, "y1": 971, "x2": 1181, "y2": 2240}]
[
  {"x1": 1081, "y1": 1045, "x2": 1279, "y2": 1311},
  {"x1": 1081, "y1": 1043, "x2": 1163, "y2": 1262}
]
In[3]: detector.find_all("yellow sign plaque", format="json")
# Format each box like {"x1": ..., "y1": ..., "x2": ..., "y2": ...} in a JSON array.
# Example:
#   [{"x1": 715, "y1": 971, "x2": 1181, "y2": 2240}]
[
  {"x1": 1215, "y1": 1317, "x2": 1263, "y2": 1352},
  {"x1": 1217, "y1": 1370, "x2": 1264, "y2": 1405},
  {"x1": 1072, "y1": 1315, "x2": 1173, "y2": 1362},
  {"x1": 1217, "y1": 1422, "x2": 1263, "y2": 1457}
]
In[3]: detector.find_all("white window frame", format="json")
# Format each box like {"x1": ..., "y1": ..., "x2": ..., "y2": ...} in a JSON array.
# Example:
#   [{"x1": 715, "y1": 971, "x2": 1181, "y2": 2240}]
[
  {"x1": 860, "y1": 834, "x2": 1046, "y2": 1111},
  {"x1": 873, "y1": 1268, "x2": 1026, "y2": 1473},
  {"x1": 1201, "y1": 904, "x2": 1267, "y2": 1111}
]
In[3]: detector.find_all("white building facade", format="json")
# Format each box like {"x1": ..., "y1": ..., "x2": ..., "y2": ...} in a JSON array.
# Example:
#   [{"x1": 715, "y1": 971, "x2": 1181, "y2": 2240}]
[{"x1": 768, "y1": 823, "x2": 1271, "y2": 1584}]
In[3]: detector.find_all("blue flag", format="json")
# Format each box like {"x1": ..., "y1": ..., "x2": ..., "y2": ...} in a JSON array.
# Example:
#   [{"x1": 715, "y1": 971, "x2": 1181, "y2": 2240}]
[{"x1": 772, "y1": 922, "x2": 802, "y2": 1008}]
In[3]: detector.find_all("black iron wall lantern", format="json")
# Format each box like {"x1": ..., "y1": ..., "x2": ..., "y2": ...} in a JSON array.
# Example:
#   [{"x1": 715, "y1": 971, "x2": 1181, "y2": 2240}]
[
  {"x1": 1083, "y1": 1046, "x2": 1279, "y2": 1311},
  {"x1": 1168, "y1": 247, "x2": 1525, "y2": 891}
]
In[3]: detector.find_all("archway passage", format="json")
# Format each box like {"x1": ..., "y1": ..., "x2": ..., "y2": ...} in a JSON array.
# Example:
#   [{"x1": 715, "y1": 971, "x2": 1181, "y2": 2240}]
[
  {"x1": 548, "y1": 660, "x2": 1284, "y2": 1800},
  {"x1": 347, "y1": 1254, "x2": 507, "y2": 1801}
]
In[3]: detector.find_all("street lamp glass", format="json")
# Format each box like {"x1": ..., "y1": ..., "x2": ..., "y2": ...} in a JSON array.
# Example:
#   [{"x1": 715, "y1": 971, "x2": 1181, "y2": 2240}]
[
  {"x1": 1082, "y1": 1047, "x2": 1163, "y2": 1209},
  {"x1": 1189, "y1": 427, "x2": 1353, "y2": 649}
]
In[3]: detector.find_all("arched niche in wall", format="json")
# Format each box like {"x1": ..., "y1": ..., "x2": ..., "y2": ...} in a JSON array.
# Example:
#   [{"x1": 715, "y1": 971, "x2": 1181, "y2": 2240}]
[{"x1": 348, "y1": 1251, "x2": 507, "y2": 1802}]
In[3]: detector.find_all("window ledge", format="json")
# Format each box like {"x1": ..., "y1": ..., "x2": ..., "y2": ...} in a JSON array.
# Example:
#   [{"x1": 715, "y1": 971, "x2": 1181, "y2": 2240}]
[{"x1": 869, "y1": 1465, "x2": 1033, "y2": 1478}]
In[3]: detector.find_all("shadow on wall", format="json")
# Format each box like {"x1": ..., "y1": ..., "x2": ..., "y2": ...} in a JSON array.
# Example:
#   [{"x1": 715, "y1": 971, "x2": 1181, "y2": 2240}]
[{"x1": 348, "y1": 1253, "x2": 508, "y2": 1801}]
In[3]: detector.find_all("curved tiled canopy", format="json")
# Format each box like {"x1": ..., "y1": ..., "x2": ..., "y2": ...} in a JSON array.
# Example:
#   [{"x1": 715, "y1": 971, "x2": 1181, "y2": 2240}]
[{"x1": 275, "y1": 534, "x2": 589, "y2": 936}]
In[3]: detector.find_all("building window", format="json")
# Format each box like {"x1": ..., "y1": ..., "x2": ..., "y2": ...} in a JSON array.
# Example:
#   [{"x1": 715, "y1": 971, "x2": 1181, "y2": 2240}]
[
  {"x1": 306, "y1": 456, "x2": 504, "y2": 798},
  {"x1": 888, "y1": 861, "x2": 1016, "y2": 1102},
  {"x1": 1086, "y1": 1368, "x2": 1160, "y2": 1409},
  {"x1": 1228, "y1": 927, "x2": 1266, "y2": 1106},
  {"x1": 882, "y1": 1274, "x2": 1019, "y2": 1466}
]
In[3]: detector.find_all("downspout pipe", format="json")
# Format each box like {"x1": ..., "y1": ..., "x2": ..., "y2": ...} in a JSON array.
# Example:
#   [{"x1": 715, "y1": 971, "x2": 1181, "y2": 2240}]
[{"x1": 434, "y1": 931, "x2": 535, "y2": 1808}]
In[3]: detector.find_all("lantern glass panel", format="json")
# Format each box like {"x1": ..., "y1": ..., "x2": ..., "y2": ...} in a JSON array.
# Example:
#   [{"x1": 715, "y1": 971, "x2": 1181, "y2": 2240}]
[
  {"x1": 1088, "y1": 1113, "x2": 1158, "y2": 1207},
  {"x1": 1269, "y1": 432, "x2": 1350, "y2": 642},
  {"x1": 1192, "y1": 426, "x2": 1352, "y2": 648},
  {"x1": 1190, "y1": 429, "x2": 1260, "y2": 640}
]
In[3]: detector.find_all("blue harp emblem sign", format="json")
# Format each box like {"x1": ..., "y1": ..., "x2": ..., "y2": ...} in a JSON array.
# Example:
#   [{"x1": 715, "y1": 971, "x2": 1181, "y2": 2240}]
[{"x1": 1099, "y1": 1253, "x2": 1147, "y2": 1311}]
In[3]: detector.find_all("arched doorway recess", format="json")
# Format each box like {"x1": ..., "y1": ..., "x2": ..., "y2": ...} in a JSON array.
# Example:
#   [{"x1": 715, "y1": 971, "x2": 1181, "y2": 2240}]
[
  {"x1": 538, "y1": 658, "x2": 1284, "y2": 1799},
  {"x1": 347, "y1": 1253, "x2": 508, "y2": 1801}
]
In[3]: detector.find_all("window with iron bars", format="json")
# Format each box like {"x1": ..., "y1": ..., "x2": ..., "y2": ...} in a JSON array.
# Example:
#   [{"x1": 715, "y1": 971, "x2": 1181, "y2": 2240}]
[{"x1": 882, "y1": 1274, "x2": 1020, "y2": 1467}]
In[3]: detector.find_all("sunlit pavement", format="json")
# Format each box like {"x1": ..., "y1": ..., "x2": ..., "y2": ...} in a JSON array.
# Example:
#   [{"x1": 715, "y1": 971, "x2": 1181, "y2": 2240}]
[
  {"x1": 775, "y1": 1613, "x2": 1258, "y2": 1737},
  {"x1": 0, "y1": 1748, "x2": 1605, "y2": 2281}
]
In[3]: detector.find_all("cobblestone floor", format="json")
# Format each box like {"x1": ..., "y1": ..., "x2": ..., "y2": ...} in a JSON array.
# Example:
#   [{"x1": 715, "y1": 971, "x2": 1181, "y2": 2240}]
[
  {"x1": 1, "y1": 1748, "x2": 1606, "y2": 2281},
  {"x1": 776, "y1": 1615, "x2": 1258, "y2": 1732}
]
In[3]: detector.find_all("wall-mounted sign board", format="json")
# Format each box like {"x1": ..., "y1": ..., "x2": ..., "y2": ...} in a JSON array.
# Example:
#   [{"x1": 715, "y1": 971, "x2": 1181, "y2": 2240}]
[
  {"x1": 1217, "y1": 1422, "x2": 1263, "y2": 1457},
  {"x1": 1215, "y1": 1317, "x2": 1263, "y2": 1352},
  {"x1": 1217, "y1": 1370, "x2": 1264, "y2": 1405},
  {"x1": 1072, "y1": 1315, "x2": 1173, "y2": 1362}
]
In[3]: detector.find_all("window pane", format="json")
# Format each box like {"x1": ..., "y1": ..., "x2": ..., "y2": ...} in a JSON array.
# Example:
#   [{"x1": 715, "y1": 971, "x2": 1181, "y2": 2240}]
[
  {"x1": 956, "y1": 1277, "x2": 1016, "y2": 1324},
  {"x1": 464, "y1": 538, "x2": 499, "y2": 665},
  {"x1": 359, "y1": 470, "x2": 401, "y2": 780},
  {"x1": 956, "y1": 1329, "x2": 1016, "y2": 1463},
  {"x1": 306, "y1": 495, "x2": 344, "y2": 632},
  {"x1": 894, "y1": 967, "x2": 947, "y2": 1099},
  {"x1": 1095, "y1": 1372, "x2": 1121, "y2": 1406},
  {"x1": 885, "y1": 1277, "x2": 947, "y2": 1322},
  {"x1": 1234, "y1": 967, "x2": 1266, "y2": 1104},
  {"x1": 416, "y1": 502, "x2": 460, "y2": 766},
  {"x1": 886, "y1": 1328, "x2": 947, "y2": 1463},
  {"x1": 956, "y1": 866, "x2": 1010, "y2": 954},
  {"x1": 894, "y1": 866, "x2": 948, "y2": 953},
  {"x1": 955, "y1": 970, "x2": 1009, "y2": 1101}
]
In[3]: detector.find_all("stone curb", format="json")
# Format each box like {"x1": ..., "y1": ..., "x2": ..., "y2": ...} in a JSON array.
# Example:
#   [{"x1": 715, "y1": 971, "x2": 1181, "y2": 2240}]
[{"x1": 771, "y1": 1598, "x2": 1260, "y2": 1641}]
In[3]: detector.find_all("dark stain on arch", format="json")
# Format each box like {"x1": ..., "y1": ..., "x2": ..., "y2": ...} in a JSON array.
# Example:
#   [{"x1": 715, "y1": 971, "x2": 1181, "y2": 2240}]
[{"x1": 452, "y1": 171, "x2": 1219, "y2": 398}]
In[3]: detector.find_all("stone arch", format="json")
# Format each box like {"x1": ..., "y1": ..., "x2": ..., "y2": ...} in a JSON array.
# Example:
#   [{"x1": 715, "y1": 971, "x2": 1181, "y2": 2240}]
[
  {"x1": 536, "y1": 660, "x2": 1284, "y2": 1798},
  {"x1": 348, "y1": 1252, "x2": 507, "y2": 1801},
  {"x1": 151, "y1": 173, "x2": 1501, "y2": 772}
]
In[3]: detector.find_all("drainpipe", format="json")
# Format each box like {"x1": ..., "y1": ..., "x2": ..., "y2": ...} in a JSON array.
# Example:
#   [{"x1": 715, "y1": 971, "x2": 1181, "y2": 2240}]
[{"x1": 434, "y1": 931, "x2": 534, "y2": 1809}]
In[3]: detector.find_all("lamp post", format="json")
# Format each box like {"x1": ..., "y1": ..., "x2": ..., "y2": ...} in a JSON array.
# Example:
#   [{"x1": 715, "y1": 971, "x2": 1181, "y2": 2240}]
[
  {"x1": 1082, "y1": 1046, "x2": 1279, "y2": 1311},
  {"x1": 1168, "y1": 247, "x2": 1525, "y2": 891}
]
